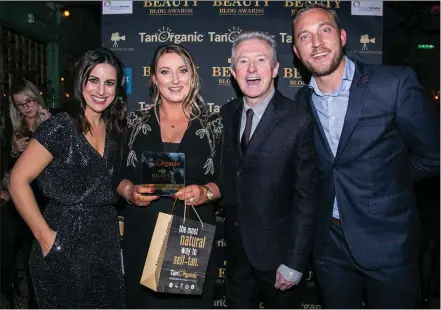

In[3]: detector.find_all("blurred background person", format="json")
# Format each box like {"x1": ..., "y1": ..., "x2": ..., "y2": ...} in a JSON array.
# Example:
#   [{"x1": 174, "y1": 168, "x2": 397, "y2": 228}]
[{"x1": 1, "y1": 78, "x2": 53, "y2": 309}]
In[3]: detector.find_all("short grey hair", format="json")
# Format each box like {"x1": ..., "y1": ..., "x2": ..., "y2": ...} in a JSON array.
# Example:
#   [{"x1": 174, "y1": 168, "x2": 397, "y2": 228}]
[{"x1": 230, "y1": 30, "x2": 278, "y2": 69}]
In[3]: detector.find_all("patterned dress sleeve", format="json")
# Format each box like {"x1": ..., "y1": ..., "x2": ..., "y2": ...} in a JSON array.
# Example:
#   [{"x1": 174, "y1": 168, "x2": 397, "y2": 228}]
[
  {"x1": 111, "y1": 110, "x2": 145, "y2": 192},
  {"x1": 33, "y1": 112, "x2": 69, "y2": 158},
  {"x1": 208, "y1": 112, "x2": 224, "y2": 182}
]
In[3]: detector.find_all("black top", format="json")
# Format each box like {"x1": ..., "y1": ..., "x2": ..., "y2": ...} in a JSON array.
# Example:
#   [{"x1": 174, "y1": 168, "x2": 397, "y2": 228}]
[
  {"x1": 163, "y1": 142, "x2": 179, "y2": 153},
  {"x1": 112, "y1": 106, "x2": 224, "y2": 308},
  {"x1": 113, "y1": 106, "x2": 224, "y2": 224}
]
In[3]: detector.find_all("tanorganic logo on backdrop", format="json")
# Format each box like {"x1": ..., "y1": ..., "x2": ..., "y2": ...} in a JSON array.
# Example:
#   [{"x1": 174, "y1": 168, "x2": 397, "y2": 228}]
[
  {"x1": 213, "y1": 296, "x2": 227, "y2": 308},
  {"x1": 139, "y1": 27, "x2": 204, "y2": 43},
  {"x1": 110, "y1": 32, "x2": 134, "y2": 52},
  {"x1": 143, "y1": 0, "x2": 198, "y2": 15},
  {"x1": 216, "y1": 239, "x2": 227, "y2": 248},
  {"x1": 213, "y1": 1, "x2": 269, "y2": 16},
  {"x1": 208, "y1": 26, "x2": 242, "y2": 43},
  {"x1": 279, "y1": 32, "x2": 293, "y2": 44},
  {"x1": 124, "y1": 68, "x2": 132, "y2": 95}
]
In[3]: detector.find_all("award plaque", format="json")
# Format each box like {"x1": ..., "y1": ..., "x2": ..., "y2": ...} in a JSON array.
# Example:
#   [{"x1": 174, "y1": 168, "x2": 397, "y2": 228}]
[{"x1": 141, "y1": 152, "x2": 185, "y2": 196}]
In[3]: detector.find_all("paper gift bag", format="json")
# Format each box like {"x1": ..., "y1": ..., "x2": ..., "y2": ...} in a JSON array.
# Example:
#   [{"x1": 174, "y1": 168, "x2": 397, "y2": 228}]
[{"x1": 140, "y1": 202, "x2": 216, "y2": 295}]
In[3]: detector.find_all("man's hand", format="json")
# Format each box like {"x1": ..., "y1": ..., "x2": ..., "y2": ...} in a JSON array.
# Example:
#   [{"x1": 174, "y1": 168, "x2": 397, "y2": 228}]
[
  {"x1": 274, "y1": 264, "x2": 302, "y2": 291},
  {"x1": 274, "y1": 271, "x2": 295, "y2": 291}
]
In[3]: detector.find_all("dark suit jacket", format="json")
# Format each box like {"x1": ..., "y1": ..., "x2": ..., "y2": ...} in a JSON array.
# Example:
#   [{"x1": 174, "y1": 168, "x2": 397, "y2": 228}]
[
  {"x1": 295, "y1": 60, "x2": 440, "y2": 271},
  {"x1": 219, "y1": 90, "x2": 318, "y2": 273}
]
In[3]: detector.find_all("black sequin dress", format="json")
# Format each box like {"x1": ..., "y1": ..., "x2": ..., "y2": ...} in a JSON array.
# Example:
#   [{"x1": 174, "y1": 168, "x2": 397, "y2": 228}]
[{"x1": 29, "y1": 112, "x2": 126, "y2": 309}]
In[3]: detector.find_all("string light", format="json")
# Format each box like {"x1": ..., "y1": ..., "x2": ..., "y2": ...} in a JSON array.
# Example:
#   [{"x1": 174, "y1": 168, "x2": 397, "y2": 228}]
[
  {"x1": 60, "y1": 77, "x2": 65, "y2": 82},
  {"x1": 63, "y1": 10, "x2": 70, "y2": 17}
]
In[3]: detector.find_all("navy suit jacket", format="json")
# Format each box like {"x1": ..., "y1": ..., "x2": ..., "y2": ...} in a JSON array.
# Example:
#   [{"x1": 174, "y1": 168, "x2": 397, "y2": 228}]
[
  {"x1": 295, "y1": 60, "x2": 440, "y2": 271},
  {"x1": 219, "y1": 90, "x2": 318, "y2": 272}
]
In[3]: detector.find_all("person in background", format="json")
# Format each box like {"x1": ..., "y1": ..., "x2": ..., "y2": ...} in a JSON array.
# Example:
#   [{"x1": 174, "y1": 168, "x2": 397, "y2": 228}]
[
  {"x1": 1, "y1": 78, "x2": 53, "y2": 308},
  {"x1": 113, "y1": 43, "x2": 223, "y2": 309},
  {"x1": 292, "y1": 4, "x2": 440, "y2": 308},
  {"x1": 8, "y1": 47, "x2": 127, "y2": 308}
]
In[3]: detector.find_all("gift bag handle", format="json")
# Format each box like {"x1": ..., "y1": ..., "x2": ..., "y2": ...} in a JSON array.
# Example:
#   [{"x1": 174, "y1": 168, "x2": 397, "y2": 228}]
[{"x1": 171, "y1": 197, "x2": 204, "y2": 228}]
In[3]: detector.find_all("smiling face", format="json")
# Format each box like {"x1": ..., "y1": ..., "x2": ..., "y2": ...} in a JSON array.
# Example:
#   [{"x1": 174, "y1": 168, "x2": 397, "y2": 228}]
[
  {"x1": 82, "y1": 63, "x2": 117, "y2": 115},
  {"x1": 152, "y1": 52, "x2": 191, "y2": 106},
  {"x1": 293, "y1": 8, "x2": 346, "y2": 77},
  {"x1": 231, "y1": 39, "x2": 279, "y2": 106}
]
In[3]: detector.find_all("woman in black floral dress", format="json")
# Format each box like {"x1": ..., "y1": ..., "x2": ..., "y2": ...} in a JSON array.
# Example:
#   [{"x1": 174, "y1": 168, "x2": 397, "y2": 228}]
[
  {"x1": 113, "y1": 44, "x2": 224, "y2": 309},
  {"x1": 8, "y1": 48, "x2": 127, "y2": 308}
]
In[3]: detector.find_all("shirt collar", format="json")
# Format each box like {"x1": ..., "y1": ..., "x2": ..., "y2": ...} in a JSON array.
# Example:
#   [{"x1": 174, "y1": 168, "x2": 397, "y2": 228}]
[
  {"x1": 242, "y1": 88, "x2": 275, "y2": 119},
  {"x1": 308, "y1": 56, "x2": 355, "y2": 97}
]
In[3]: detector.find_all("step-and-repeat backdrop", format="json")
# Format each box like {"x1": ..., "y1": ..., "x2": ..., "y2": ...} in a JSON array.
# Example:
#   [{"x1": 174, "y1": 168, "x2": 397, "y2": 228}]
[{"x1": 102, "y1": 1, "x2": 383, "y2": 308}]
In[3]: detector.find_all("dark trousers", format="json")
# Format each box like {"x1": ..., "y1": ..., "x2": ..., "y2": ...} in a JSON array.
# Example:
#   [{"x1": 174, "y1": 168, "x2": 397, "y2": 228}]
[
  {"x1": 226, "y1": 247, "x2": 304, "y2": 309},
  {"x1": 314, "y1": 220, "x2": 420, "y2": 309},
  {"x1": 1, "y1": 202, "x2": 37, "y2": 308}
]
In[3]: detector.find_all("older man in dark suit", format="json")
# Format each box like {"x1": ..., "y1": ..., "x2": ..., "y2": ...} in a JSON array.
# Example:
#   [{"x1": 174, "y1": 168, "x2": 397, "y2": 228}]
[
  {"x1": 292, "y1": 4, "x2": 440, "y2": 308},
  {"x1": 219, "y1": 30, "x2": 318, "y2": 309}
]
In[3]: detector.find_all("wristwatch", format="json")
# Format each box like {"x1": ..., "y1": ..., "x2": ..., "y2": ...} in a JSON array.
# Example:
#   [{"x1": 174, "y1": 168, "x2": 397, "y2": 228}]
[{"x1": 202, "y1": 185, "x2": 214, "y2": 201}]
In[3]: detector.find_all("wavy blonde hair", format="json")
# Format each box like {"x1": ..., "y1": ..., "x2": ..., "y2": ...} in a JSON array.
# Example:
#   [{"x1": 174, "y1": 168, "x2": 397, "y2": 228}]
[
  {"x1": 150, "y1": 44, "x2": 206, "y2": 122},
  {"x1": 9, "y1": 79, "x2": 49, "y2": 133}
]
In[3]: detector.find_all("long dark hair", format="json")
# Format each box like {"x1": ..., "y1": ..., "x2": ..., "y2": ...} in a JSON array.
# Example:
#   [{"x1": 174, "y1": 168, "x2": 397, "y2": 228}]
[{"x1": 65, "y1": 47, "x2": 127, "y2": 135}]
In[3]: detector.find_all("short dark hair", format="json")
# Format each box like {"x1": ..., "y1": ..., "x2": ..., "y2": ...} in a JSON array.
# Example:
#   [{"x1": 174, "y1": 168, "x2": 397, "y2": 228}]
[
  {"x1": 67, "y1": 47, "x2": 127, "y2": 135},
  {"x1": 291, "y1": 4, "x2": 342, "y2": 44}
]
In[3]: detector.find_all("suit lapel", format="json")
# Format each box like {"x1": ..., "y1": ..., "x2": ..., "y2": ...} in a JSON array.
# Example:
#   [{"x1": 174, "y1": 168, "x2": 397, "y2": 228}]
[
  {"x1": 334, "y1": 62, "x2": 370, "y2": 163},
  {"x1": 304, "y1": 88, "x2": 334, "y2": 161},
  {"x1": 242, "y1": 92, "x2": 280, "y2": 161},
  {"x1": 231, "y1": 101, "x2": 243, "y2": 156}
]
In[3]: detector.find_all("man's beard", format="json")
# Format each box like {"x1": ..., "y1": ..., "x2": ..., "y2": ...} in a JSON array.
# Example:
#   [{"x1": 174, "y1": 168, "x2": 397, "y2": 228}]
[{"x1": 306, "y1": 45, "x2": 344, "y2": 77}]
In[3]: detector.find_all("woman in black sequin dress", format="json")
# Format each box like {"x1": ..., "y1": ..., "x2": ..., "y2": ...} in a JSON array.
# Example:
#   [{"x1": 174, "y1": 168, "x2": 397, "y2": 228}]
[
  {"x1": 113, "y1": 44, "x2": 224, "y2": 309},
  {"x1": 8, "y1": 48, "x2": 127, "y2": 308}
]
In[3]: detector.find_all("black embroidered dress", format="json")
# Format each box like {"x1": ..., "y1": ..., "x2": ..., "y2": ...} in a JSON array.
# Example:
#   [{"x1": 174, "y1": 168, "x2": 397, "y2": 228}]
[{"x1": 113, "y1": 107, "x2": 223, "y2": 309}]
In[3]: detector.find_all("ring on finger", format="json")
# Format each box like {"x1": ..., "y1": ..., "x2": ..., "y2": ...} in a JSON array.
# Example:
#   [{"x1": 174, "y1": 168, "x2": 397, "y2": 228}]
[{"x1": 189, "y1": 197, "x2": 196, "y2": 203}]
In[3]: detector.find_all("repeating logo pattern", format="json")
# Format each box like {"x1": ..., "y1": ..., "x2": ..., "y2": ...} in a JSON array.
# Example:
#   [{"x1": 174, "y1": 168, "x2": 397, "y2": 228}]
[{"x1": 102, "y1": 2, "x2": 383, "y2": 307}]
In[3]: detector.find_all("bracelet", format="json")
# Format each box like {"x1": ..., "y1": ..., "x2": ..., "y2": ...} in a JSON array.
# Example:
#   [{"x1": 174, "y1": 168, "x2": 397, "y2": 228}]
[{"x1": 124, "y1": 184, "x2": 133, "y2": 205}]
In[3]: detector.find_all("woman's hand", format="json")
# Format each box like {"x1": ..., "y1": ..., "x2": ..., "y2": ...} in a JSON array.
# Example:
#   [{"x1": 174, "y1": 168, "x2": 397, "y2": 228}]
[
  {"x1": 174, "y1": 185, "x2": 208, "y2": 206},
  {"x1": 13, "y1": 137, "x2": 30, "y2": 154},
  {"x1": 125, "y1": 184, "x2": 160, "y2": 207},
  {"x1": 39, "y1": 229, "x2": 57, "y2": 257}
]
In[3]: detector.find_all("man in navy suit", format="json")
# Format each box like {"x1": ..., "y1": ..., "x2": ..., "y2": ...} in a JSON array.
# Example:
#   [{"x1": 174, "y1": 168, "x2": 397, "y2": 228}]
[
  {"x1": 219, "y1": 30, "x2": 318, "y2": 308},
  {"x1": 292, "y1": 4, "x2": 440, "y2": 309}
]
